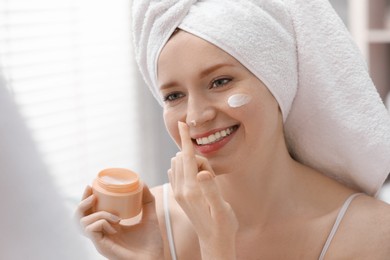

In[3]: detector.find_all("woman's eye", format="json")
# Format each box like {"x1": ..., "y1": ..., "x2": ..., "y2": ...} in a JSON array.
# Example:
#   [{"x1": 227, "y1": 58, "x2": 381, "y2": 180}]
[
  {"x1": 211, "y1": 78, "x2": 231, "y2": 89},
  {"x1": 163, "y1": 92, "x2": 184, "y2": 102}
]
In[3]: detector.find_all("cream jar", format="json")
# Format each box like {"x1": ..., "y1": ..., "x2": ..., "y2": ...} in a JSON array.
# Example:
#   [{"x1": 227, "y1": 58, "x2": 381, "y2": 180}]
[{"x1": 92, "y1": 168, "x2": 143, "y2": 223}]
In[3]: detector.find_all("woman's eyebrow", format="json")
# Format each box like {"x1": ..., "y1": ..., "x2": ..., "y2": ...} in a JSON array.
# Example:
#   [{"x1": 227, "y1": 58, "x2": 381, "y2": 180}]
[
  {"x1": 159, "y1": 81, "x2": 179, "y2": 91},
  {"x1": 199, "y1": 63, "x2": 235, "y2": 78}
]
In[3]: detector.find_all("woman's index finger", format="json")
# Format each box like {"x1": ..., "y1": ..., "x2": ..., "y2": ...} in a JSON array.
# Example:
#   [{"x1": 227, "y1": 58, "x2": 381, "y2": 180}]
[{"x1": 178, "y1": 121, "x2": 195, "y2": 156}]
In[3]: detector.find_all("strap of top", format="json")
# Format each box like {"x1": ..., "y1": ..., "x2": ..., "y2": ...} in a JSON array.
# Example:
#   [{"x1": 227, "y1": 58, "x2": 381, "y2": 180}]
[
  {"x1": 163, "y1": 183, "x2": 177, "y2": 260},
  {"x1": 318, "y1": 193, "x2": 362, "y2": 260}
]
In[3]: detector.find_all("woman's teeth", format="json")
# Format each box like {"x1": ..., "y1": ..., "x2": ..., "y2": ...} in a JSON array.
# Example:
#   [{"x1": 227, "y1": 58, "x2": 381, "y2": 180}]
[{"x1": 195, "y1": 126, "x2": 237, "y2": 145}]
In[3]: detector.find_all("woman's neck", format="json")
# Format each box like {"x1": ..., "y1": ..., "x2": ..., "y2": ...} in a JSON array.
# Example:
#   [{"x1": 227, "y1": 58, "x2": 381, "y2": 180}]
[{"x1": 215, "y1": 148, "x2": 300, "y2": 228}]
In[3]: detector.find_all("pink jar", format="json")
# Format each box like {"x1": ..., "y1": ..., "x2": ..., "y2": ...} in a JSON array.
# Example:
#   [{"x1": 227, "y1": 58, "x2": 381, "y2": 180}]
[{"x1": 92, "y1": 168, "x2": 143, "y2": 221}]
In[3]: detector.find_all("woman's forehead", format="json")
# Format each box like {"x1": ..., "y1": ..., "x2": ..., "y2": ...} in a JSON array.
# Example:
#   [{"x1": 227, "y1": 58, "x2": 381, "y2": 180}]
[{"x1": 159, "y1": 30, "x2": 237, "y2": 65}]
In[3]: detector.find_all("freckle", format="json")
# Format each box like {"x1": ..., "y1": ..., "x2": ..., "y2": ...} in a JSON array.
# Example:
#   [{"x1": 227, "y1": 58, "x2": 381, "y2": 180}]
[{"x1": 227, "y1": 94, "x2": 252, "y2": 108}]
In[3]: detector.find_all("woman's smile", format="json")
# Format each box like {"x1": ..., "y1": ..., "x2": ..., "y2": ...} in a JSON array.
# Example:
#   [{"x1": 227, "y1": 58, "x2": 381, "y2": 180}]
[{"x1": 192, "y1": 125, "x2": 240, "y2": 155}]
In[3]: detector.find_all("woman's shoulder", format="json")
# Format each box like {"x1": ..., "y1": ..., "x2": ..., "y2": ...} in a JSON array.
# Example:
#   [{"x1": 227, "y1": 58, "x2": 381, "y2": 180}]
[
  {"x1": 150, "y1": 183, "x2": 201, "y2": 260},
  {"x1": 150, "y1": 184, "x2": 164, "y2": 197},
  {"x1": 348, "y1": 194, "x2": 390, "y2": 237},
  {"x1": 327, "y1": 193, "x2": 390, "y2": 259},
  {"x1": 150, "y1": 183, "x2": 192, "y2": 226},
  {"x1": 150, "y1": 184, "x2": 166, "y2": 220},
  {"x1": 149, "y1": 183, "x2": 195, "y2": 235},
  {"x1": 348, "y1": 194, "x2": 390, "y2": 232}
]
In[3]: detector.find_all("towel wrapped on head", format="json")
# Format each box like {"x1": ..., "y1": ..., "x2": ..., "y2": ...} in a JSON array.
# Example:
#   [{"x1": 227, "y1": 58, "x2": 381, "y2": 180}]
[{"x1": 132, "y1": 0, "x2": 390, "y2": 196}]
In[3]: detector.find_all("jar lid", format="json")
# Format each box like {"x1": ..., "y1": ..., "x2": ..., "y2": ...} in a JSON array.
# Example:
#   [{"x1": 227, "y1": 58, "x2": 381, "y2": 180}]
[{"x1": 97, "y1": 168, "x2": 140, "y2": 193}]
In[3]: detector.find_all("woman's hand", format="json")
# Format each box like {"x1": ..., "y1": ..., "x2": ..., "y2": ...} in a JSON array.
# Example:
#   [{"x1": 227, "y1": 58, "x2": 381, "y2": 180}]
[
  {"x1": 168, "y1": 122, "x2": 238, "y2": 260},
  {"x1": 75, "y1": 185, "x2": 163, "y2": 260}
]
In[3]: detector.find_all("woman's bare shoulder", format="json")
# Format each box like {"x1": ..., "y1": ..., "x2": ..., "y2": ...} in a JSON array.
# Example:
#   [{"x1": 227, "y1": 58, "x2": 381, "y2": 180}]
[
  {"x1": 148, "y1": 184, "x2": 167, "y2": 235},
  {"x1": 150, "y1": 183, "x2": 201, "y2": 260},
  {"x1": 150, "y1": 184, "x2": 164, "y2": 198},
  {"x1": 328, "y1": 194, "x2": 390, "y2": 259},
  {"x1": 150, "y1": 184, "x2": 166, "y2": 222},
  {"x1": 350, "y1": 194, "x2": 390, "y2": 231},
  {"x1": 149, "y1": 183, "x2": 190, "y2": 231}
]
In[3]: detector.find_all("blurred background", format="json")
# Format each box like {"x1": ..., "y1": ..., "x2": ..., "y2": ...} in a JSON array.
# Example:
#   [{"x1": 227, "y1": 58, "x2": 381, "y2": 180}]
[
  {"x1": 0, "y1": 0, "x2": 389, "y2": 258},
  {"x1": 0, "y1": 0, "x2": 178, "y2": 205}
]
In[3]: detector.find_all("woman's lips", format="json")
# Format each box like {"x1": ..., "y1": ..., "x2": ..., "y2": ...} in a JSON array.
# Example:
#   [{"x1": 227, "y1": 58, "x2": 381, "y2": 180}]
[
  {"x1": 192, "y1": 125, "x2": 239, "y2": 154},
  {"x1": 195, "y1": 125, "x2": 238, "y2": 145}
]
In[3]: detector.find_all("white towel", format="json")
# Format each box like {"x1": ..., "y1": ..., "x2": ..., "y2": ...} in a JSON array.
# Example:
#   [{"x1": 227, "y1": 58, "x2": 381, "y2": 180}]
[{"x1": 132, "y1": 0, "x2": 390, "y2": 196}]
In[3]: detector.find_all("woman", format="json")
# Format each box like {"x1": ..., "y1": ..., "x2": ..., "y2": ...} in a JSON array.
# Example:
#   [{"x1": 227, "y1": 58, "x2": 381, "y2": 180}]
[{"x1": 76, "y1": 0, "x2": 390, "y2": 259}]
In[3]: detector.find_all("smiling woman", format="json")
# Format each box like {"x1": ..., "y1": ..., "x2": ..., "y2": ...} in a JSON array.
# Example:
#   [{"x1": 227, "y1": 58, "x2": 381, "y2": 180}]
[{"x1": 76, "y1": 0, "x2": 390, "y2": 259}]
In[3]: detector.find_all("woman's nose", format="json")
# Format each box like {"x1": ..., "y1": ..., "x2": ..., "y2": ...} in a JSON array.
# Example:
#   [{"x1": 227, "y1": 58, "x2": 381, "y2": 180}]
[{"x1": 185, "y1": 95, "x2": 216, "y2": 127}]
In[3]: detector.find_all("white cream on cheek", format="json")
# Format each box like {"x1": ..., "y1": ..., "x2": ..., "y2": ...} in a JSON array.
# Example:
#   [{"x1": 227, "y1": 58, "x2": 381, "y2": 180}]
[{"x1": 227, "y1": 93, "x2": 252, "y2": 108}]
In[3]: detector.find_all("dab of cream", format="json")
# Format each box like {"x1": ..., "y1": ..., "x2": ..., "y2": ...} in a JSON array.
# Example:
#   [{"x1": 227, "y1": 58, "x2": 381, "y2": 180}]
[{"x1": 227, "y1": 94, "x2": 251, "y2": 108}]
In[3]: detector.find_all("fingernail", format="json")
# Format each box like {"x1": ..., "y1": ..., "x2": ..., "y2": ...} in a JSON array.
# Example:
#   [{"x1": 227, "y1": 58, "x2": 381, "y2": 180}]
[
  {"x1": 110, "y1": 214, "x2": 121, "y2": 222},
  {"x1": 178, "y1": 121, "x2": 187, "y2": 129}
]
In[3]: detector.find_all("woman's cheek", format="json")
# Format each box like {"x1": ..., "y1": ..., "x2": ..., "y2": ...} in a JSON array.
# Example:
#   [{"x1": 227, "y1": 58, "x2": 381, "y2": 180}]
[{"x1": 163, "y1": 109, "x2": 181, "y2": 147}]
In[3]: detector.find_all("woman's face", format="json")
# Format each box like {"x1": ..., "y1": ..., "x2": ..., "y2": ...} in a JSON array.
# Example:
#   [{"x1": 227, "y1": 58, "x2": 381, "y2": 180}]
[{"x1": 157, "y1": 30, "x2": 283, "y2": 175}]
